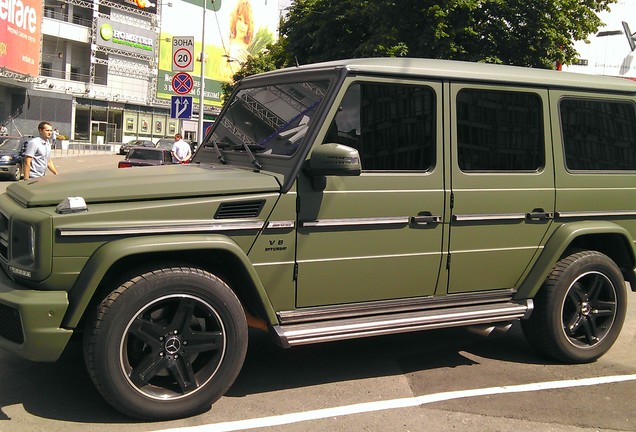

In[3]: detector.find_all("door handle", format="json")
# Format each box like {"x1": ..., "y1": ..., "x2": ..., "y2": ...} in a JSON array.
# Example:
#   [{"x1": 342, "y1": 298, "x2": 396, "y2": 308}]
[
  {"x1": 526, "y1": 209, "x2": 554, "y2": 220},
  {"x1": 410, "y1": 214, "x2": 442, "y2": 225}
]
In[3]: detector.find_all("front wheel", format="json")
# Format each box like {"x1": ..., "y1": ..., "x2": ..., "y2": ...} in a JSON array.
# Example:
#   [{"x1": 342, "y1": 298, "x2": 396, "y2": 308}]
[
  {"x1": 12, "y1": 163, "x2": 21, "y2": 181},
  {"x1": 522, "y1": 250, "x2": 627, "y2": 363},
  {"x1": 84, "y1": 267, "x2": 248, "y2": 420}
]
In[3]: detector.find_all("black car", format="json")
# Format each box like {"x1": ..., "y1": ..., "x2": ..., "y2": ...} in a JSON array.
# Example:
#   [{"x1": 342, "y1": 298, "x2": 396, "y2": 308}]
[
  {"x1": 0, "y1": 136, "x2": 31, "y2": 181},
  {"x1": 118, "y1": 140, "x2": 157, "y2": 155},
  {"x1": 118, "y1": 147, "x2": 173, "y2": 167}
]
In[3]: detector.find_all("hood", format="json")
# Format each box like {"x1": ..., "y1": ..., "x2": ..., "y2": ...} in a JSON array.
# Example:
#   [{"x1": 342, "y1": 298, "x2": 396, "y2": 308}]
[{"x1": 7, "y1": 164, "x2": 282, "y2": 207}]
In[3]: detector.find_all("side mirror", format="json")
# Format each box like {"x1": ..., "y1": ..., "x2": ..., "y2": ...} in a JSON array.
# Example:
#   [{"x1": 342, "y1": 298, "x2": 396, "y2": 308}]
[{"x1": 305, "y1": 143, "x2": 361, "y2": 177}]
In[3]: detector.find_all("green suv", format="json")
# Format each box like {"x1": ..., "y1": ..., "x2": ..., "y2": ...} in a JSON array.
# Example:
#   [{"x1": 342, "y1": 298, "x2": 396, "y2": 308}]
[{"x1": 0, "y1": 58, "x2": 634, "y2": 420}]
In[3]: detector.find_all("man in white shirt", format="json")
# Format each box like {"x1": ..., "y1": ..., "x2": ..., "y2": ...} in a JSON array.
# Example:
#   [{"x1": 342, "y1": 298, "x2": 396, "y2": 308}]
[
  {"x1": 171, "y1": 133, "x2": 192, "y2": 164},
  {"x1": 51, "y1": 128, "x2": 58, "y2": 148},
  {"x1": 24, "y1": 121, "x2": 59, "y2": 179}
]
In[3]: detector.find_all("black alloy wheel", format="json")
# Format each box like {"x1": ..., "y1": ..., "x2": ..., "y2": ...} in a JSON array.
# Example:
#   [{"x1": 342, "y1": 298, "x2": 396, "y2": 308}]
[{"x1": 84, "y1": 267, "x2": 248, "y2": 420}]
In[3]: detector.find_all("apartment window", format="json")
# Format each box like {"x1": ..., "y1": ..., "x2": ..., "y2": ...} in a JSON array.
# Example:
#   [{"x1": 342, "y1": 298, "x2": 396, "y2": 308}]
[
  {"x1": 41, "y1": 62, "x2": 53, "y2": 77},
  {"x1": 70, "y1": 66, "x2": 81, "y2": 82}
]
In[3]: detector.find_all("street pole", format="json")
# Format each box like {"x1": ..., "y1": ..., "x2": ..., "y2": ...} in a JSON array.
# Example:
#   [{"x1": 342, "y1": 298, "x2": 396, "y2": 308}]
[{"x1": 197, "y1": 0, "x2": 206, "y2": 145}]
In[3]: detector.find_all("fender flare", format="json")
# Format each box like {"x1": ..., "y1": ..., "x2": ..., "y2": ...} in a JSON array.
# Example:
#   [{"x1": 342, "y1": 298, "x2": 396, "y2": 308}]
[
  {"x1": 515, "y1": 221, "x2": 636, "y2": 299},
  {"x1": 63, "y1": 234, "x2": 277, "y2": 327}
]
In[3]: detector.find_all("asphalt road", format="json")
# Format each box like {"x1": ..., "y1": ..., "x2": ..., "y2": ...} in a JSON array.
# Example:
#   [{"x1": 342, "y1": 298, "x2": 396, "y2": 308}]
[{"x1": 0, "y1": 153, "x2": 634, "y2": 432}]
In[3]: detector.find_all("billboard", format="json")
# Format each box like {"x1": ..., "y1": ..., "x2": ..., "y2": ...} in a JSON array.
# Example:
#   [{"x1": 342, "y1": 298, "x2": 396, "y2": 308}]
[
  {"x1": 96, "y1": 17, "x2": 156, "y2": 58},
  {"x1": 113, "y1": 0, "x2": 157, "y2": 14},
  {"x1": 157, "y1": 0, "x2": 279, "y2": 107},
  {"x1": 0, "y1": 0, "x2": 43, "y2": 76}
]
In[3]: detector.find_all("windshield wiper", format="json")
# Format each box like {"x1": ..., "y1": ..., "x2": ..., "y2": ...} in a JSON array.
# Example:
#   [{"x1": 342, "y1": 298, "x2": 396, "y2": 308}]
[
  {"x1": 233, "y1": 143, "x2": 263, "y2": 171},
  {"x1": 204, "y1": 140, "x2": 230, "y2": 164}
]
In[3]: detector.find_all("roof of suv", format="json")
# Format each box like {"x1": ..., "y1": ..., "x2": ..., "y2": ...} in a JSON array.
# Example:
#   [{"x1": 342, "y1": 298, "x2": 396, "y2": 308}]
[{"x1": 249, "y1": 58, "x2": 636, "y2": 94}]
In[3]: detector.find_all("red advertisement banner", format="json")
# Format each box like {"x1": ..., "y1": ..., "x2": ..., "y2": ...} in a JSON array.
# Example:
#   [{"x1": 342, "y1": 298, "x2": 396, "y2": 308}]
[{"x1": 0, "y1": 0, "x2": 42, "y2": 76}]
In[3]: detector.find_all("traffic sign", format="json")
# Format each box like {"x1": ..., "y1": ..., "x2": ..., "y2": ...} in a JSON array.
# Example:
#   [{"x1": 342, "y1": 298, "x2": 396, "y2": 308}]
[
  {"x1": 172, "y1": 36, "x2": 194, "y2": 72},
  {"x1": 171, "y1": 72, "x2": 194, "y2": 95},
  {"x1": 171, "y1": 96, "x2": 193, "y2": 119}
]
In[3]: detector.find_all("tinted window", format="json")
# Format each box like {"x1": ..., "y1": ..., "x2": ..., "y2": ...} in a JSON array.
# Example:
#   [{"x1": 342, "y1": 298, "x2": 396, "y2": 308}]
[
  {"x1": 128, "y1": 149, "x2": 162, "y2": 160},
  {"x1": 457, "y1": 89, "x2": 544, "y2": 171},
  {"x1": 561, "y1": 98, "x2": 636, "y2": 171},
  {"x1": 323, "y1": 82, "x2": 436, "y2": 171}
]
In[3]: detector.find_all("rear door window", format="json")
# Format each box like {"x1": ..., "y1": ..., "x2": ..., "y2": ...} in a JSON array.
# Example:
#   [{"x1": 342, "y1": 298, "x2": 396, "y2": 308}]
[
  {"x1": 457, "y1": 89, "x2": 544, "y2": 171},
  {"x1": 560, "y1": 98, "x2": 636, "y2": 171}
]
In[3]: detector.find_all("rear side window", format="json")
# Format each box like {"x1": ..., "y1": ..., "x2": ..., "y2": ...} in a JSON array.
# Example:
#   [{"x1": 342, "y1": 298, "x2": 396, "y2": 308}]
[
  {"x1": 560, "y1": 98, "x2": 636, "y2": 171},
  {"x1": 323, "y1": 82, "x2": 436, "y2": 171},
  {"x1": 457, "y1": 89, "x2": 544, "y2": 171},
  {"x1": 129, "y1": 149, "x2": 160, "y2": 160}
]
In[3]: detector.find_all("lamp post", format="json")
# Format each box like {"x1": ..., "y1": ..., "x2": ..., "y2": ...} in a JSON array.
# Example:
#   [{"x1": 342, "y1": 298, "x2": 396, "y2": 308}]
[{"x1": 197, "y1": 0, "x2": 207, "y2": 145}]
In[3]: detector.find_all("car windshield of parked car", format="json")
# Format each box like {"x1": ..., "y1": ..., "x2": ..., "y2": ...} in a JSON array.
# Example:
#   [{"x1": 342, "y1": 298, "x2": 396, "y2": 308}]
[
  {"x1": 208, "y1": 80, "x2": 330, "y2": 158},
  {"x1": 156, "y1": 139, "x2": 173, "y2": 150},
  {"x1": 128, "y1": 148, "x2": 161, "y2": 160},
  {"x1": 0, "y1": 138, "x2": 21, "y2": 152}
]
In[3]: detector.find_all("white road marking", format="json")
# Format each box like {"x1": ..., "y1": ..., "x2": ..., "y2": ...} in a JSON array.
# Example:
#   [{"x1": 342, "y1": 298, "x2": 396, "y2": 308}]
[{"x1": 151, "y1": 374, "x2": 636, "y2": 432}]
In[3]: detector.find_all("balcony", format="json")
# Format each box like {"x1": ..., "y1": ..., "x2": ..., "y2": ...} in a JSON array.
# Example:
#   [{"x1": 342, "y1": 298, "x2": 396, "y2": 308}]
[{"x1": 42, "y1": 14, "x2": 91, "y2": 43}]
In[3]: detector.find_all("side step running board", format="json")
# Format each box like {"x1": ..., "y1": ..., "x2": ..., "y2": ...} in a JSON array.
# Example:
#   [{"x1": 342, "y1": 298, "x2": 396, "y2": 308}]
[{"x1": 273, "y1": 300, "x2": 533, "y2": 348}]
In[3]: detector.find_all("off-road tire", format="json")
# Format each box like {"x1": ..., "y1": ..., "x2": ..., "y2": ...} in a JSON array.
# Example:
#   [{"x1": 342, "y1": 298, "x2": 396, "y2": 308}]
[
  {"x1": 84, "y1": 267, "x2": 248, "y2": 420},
  {"x1": 521, "y1": 250, "x2": 627, "y2": 363}
]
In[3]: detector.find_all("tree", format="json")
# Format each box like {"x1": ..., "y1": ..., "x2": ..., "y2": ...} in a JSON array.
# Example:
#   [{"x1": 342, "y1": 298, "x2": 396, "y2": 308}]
[
  {"x1": 280, "y1": 0, "x2": 616, "y2": 69},
  {"x1": 222, "y1": 0, "x2": 616, "y2": 99}
]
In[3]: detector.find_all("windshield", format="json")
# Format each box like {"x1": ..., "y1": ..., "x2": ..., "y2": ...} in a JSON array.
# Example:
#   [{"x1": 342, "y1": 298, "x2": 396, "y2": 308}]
[
  {"x1": 0, "y1": 139, "x2": 21, "y2": 152},
  {"x1": 209, "y1": 80, "x2": 330, "y2": 157},
  {"x1": 156, "y1": 138, "x2": 174, "y2": 150},
  {"x1": 128, "y1": 148, "x2": 163, "y2": 160}
]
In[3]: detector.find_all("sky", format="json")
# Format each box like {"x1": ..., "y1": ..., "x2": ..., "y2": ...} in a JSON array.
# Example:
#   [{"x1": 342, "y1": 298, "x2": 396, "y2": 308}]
[
  {"x1": 563, "y1": 0, "x2": 636, "y2": 77},
  {"x1": 279, "y1": 0, "x2": 292, "y2": 12}
]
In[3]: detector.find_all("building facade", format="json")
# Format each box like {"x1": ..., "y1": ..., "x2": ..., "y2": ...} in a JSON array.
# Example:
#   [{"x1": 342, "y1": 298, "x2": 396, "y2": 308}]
[{"x1": 0, "y1": 0, "x2": 280, "y2": 144}]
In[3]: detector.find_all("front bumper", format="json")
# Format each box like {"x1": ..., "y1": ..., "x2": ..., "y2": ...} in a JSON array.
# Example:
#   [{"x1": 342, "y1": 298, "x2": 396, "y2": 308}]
[
  {"x1": 0, "y1": 268, "x2": 72, "y2": 362},
  {"x1": 0, "y1": 163, "x2": 18, "y2": 177}
]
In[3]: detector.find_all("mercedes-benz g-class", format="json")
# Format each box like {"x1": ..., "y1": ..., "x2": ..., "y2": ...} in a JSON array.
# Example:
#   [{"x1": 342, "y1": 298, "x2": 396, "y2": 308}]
[{"x1": 0, "y1": 58, "x2": 634, "y2": 420}]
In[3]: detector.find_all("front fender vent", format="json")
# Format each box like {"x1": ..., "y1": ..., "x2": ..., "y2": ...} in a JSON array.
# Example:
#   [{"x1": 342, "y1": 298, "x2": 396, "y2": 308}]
[{"x1": 215, "y1": 200, "x2": 265, "y2": 219}]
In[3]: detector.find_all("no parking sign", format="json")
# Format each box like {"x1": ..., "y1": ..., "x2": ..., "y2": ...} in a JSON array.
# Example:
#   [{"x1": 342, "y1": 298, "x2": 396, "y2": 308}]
[{"x1": 171, "y1": 72, "x2": 194, "y2": 95}]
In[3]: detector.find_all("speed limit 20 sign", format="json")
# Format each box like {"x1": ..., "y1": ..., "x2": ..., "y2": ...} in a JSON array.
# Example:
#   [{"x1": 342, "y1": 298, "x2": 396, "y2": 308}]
[{"x1": 172, "y1": 36, "x2": 194, "y2": 72}]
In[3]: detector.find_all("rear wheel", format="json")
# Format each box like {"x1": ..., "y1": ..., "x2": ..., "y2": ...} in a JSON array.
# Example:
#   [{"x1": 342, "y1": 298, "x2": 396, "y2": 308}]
[
  {"x1": 84, "y1": 267, "x2": 248, "y2": 420},
  {"x1": 522, "y1": 250, "x2": 627, "y2": 363}
]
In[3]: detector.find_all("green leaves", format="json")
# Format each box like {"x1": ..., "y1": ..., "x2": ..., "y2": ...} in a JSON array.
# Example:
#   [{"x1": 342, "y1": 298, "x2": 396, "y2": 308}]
[
  {"x1": 280, "y1": 0, "x2": 616, "y2": 68},
  {"x1": 221, "y1": 0, "x2": 617, "y2": 101}
]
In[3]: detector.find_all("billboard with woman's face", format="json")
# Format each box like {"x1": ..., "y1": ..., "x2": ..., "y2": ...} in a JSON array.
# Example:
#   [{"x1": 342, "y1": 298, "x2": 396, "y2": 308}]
[
  {"x1": 157, "y1": 0, "x2": 278, "y2": 108},
  {"x1": 0, "y1": 0, "x2": 43, "y2": 76}
]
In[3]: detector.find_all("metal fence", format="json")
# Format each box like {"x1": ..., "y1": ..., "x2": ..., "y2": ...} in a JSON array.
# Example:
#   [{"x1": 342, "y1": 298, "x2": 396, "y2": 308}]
[{"x1": 52, "y1": 141, "x2": 120, "y2": 158}]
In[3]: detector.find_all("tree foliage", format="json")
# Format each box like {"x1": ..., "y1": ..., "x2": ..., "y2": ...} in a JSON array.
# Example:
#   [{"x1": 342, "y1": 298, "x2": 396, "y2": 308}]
[
  {"x1": 222, "y1": 0, "x2": 616, "y2": 97},
  {"x1": 281, "y1": 0, "x2": 616, "y2": 68}
]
